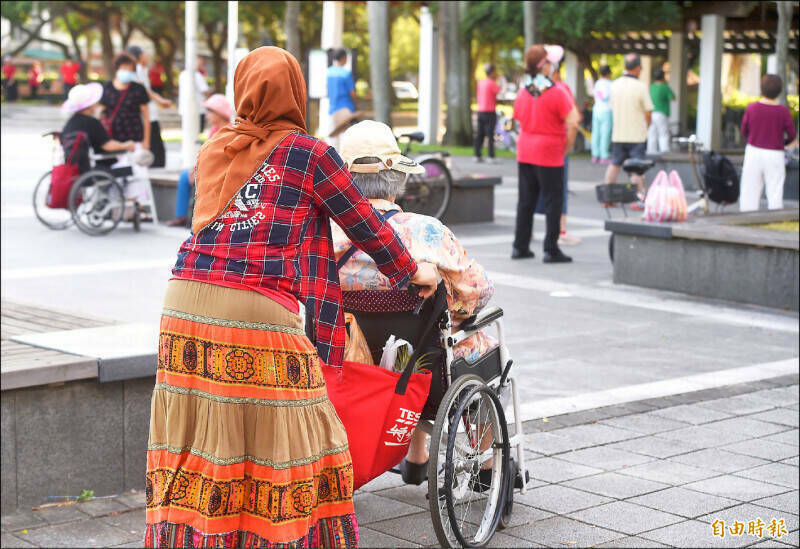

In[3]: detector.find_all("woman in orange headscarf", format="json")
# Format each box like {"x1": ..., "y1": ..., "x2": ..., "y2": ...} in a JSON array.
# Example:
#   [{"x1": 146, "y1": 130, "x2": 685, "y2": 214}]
[{"x1": 144, "y1": 47, "x2": 437, "y2": 548}]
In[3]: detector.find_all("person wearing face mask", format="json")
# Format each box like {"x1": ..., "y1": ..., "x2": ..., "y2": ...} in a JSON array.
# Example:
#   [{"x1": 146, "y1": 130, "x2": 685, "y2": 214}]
[
  {"x1": 512, "y1": 44, "x2": 580, "y2": 264},
  {"x1": 99, "y1": 53, "x2": 150, "y2": 150}
]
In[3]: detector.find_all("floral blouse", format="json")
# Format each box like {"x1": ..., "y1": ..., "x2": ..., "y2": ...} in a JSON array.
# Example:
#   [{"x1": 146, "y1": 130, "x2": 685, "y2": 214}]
[{"x1": 332, "y1": 199, "x2": 497, "y2": 361}]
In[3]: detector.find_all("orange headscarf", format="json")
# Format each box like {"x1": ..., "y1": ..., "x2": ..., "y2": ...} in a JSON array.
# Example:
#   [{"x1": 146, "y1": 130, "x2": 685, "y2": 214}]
[{"x1": 192, "y1": 47, "x2": 307, "y2": 233}]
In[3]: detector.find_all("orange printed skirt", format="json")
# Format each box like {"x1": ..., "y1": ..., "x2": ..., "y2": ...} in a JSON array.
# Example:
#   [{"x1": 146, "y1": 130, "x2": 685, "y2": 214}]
[{"x1": 144, "y1": 280, "x2": 358, "y2": 548}]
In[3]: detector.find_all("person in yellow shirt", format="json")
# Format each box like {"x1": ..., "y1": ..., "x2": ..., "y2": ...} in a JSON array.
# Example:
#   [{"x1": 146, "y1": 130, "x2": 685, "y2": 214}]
[{"x1": 604, "y1": 54, "x2": 654, "y2": 209}]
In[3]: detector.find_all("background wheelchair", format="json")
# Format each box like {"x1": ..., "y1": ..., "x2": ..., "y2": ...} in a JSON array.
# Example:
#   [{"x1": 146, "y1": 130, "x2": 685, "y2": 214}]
[
  {"x1": 33, "y1": 131, "x2": 157, "y2": 236},
  {"x1": 343, "y1": 281, "x2": 529, "y2": 547}
]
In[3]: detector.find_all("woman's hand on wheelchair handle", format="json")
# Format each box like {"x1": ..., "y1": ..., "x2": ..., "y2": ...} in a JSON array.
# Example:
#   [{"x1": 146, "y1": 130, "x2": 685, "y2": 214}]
[{"x1": 409, "y1": 262, "x2": 439, "y2": 299}]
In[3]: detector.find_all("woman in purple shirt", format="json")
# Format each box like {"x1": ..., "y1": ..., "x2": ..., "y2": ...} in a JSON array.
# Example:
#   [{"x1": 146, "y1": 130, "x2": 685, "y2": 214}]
[{"x1": 739, "y1": 74, "x2": 798, "y2": 211}]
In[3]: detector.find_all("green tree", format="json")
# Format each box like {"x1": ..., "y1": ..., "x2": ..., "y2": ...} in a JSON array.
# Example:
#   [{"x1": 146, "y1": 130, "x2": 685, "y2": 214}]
[
  {"x1": 3, "y1": 1, "x2": 72, "y2": 59},
  {"x1": 199, "y1": 1, "x2": 228, "y2": 92}
]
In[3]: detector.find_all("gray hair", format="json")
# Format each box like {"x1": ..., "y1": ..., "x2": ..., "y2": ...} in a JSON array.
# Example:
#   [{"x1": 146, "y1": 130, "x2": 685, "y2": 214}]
[{"x1": 351, "y1": 157, "x2": 407, "y2": 200}]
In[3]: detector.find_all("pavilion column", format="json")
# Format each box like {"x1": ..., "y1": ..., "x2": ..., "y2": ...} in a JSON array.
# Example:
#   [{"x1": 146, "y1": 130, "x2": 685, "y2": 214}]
[
  {"x1": 696, "y1": 14, "x2": 724, "y2": 150},
  {"x1": 668, "y1": 32, "x2": 688, "y2": 135},
  {"x1": 640, "y1": 55, "x2": 652, "y2": 89},
  {"x1": 417, "y1": 6, "x2": 441, "y2": 144},
  {"x1": 565, "y1": 50, "x2": 586, "y2": 109},
  {"x1": 318, "y1": 1, "x2": 344, "y2": 139}
]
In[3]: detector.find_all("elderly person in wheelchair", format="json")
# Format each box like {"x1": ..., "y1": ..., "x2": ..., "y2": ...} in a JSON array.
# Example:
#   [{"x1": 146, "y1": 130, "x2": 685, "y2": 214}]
[{"x1": 332, "y1": 120, "x2": 504, "y2": 486}]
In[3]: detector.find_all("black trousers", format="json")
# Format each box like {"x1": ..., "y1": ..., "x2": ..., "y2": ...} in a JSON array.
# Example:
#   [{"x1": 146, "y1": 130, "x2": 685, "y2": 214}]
[
  {"x1": 513, "y1": 162, "x2": 564, "y2": 254},
  {"x1": 474, "y1": 111, "x2": 497, "y2": 159},
  {"x1": 149, "y1": 120, "x2": 166, "y2": 168},
  {"x1": 64, "y1": 83, "x2": 75, "y2": 100},
  {"x1": 199, "y1": 113, "x2": 206, "y2": 133}
]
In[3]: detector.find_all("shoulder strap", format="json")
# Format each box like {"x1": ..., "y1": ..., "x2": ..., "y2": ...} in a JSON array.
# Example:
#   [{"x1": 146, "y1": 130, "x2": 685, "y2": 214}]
[
  {"x1": 336, "y1": 210, "x2": 400, "y2": 270},
  {"x1": 105, "y1": 87, "x2": 129, "y2": 138},
  {"x1": 65, "y1": 132, "x2": 85, "y2": 166}
]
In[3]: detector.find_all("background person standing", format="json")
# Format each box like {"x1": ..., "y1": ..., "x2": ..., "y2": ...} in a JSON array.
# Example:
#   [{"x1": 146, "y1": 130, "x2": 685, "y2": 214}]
[
  {"x1": 739, "y1": 74, "x2": 798, "y2": 211},
  {"x1": 127, "y1": 45, "x2": 173, "y2": 168},
  {"x1": 647, "y1": 68, "x2": 675, "y2": 154},
  {"x1": 474, "y1": 63, "x2": 501, "y2": 163},
  {"x1": 2, "y1": 56, "x2": 18, "y2": 102},
  {"x1": 326, "y1": 48, "x2": 356, "y2": 149},
  {"x1": 179, "y1": 58, "x2": 211, "y2": 134},
  {"x1": 60, "y1": 54, "x2": 81, "y2": 99},
  {"x1": 604, "y1": 53, "x2": 653, "y2": 210},
  {"x1": 591, "y1": 65, "x2": 613, "y2": 164},
  {"x1": 512, "y1": 44, "x2": 580, "y2": 264},
  {"x1": 28, "y1": 61, "x2": 43, "y2": 100},
  {"x1": 148, "y1": 57, "x2": 165, "y2": 96}
]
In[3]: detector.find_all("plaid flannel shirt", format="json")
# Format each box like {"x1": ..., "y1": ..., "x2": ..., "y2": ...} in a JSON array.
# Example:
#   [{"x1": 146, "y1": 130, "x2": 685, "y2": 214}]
[{"x1": 173, "y1": 132, "x2": 418, "y2": 367}]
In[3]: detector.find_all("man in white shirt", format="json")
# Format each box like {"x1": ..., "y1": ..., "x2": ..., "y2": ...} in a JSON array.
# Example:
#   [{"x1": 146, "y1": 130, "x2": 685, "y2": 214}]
[
  {"x1": 605, "y1": 54, "x2": 654, "y2": 208},
  {"x1": 179, "y1": 58, "x2": 211, "y2": 134},
  {"x1": 127, "y1": 45, "x2": 173, "y2": 168}
]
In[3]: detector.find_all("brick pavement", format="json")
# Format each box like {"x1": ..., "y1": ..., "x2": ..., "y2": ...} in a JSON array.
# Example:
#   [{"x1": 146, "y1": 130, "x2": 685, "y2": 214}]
[{"x1": 1, "y1": 376, "x2": 797, "y2": 548}]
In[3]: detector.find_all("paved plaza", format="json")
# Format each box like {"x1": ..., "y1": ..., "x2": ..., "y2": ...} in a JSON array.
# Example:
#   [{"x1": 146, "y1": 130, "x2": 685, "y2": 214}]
[
  {"x1": 1, "y1": 104, "x2": 798, "y2": 547},
  {"x1": 1, "y1": 379, "x2": 798, "y2": 548}
]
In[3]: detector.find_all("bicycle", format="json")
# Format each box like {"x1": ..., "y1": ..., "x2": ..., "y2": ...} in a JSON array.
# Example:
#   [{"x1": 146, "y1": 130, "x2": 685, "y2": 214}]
[
  {"x1": 672, "y1": 134, "x2": 739, "y2": 216},
  {"x1": 396, "y1": 131, "x2": 453, "y2": 220}
]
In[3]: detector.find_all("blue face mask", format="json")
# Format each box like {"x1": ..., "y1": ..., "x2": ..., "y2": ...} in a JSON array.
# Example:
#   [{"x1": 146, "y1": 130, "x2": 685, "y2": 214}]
[{"x1": 116, "y1": 69, "x2": 135, "y2": 84}]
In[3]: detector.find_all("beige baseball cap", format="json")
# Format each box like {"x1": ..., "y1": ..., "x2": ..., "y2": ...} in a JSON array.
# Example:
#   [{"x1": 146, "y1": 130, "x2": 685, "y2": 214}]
[{"x1": 339, "y1": 120, "x2": 425, "y2": 175}]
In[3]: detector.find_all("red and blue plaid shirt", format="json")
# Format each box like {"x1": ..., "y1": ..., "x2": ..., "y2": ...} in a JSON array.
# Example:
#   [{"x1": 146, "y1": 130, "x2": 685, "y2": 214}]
[{"x1": 173, "y1": 132, "x2": 418, "y2": 367}]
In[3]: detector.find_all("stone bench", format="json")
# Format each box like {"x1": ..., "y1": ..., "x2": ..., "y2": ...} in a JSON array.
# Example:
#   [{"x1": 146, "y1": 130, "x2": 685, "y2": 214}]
[
  {"x1": 1, "y1": 303, "x2": 158, "y2": 514},
  {"x1": 606, "y1": 209, "x2": 799, "y2": 311},
  {"x1": 440, "y1": 175, "x2": 502, "y2": 225},
  {"x1": 150, "y1": 170, "x2": 502, "y2": 226}
]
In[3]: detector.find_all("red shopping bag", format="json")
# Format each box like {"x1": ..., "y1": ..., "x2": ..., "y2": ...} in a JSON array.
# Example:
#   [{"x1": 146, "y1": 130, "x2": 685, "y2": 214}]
[
  {"x1": 47, "y1": 132, "x2": 85, "y2": 209},
  {"x1": 322, "y1": 359, "x2": 432, "y2": 490}
]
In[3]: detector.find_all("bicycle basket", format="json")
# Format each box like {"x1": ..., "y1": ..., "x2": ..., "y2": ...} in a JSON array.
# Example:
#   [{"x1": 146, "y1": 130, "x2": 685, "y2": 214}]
[{"x1": 595, "y1": 183, "x2": 638, "y2": 204}]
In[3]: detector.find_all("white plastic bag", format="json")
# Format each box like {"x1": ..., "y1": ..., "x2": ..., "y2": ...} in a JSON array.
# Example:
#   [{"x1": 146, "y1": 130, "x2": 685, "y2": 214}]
[
  {"x1": 379, "y1": 335, "x2": 414, "y2": 371},
  {"x1": 643, "y1": 169, "x2": 688, "y2": 222}
]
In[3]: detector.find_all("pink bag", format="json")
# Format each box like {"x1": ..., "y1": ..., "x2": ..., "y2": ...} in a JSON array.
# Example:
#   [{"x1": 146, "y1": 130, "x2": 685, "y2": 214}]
[{"x1": 643, "y1": 170, "x2": 688, "y2": 222}]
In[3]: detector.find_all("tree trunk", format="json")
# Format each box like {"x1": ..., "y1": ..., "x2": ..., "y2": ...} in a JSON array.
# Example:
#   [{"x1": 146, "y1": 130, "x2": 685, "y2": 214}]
[
  {"x1": 775, "y1": 0, "x2": 792, "y2": 106},
  {"x1": 98, "y1": 16, "x2": 114, "y2": 79},
  {"x1": 8, "y1": 18, "x2": 49, "y2": 57},
  {"x1": 441, "y1": 1, "x2": 472, "y2": 146},
  {"x1": 203, "y1": 22, "x2": 227, "y2": 93},
  {"x1": 284, "y1": 1, "x2": 302, "y2": 64},
  {"x1": 368, "y1": 1, "x2": 391, "y2": 125}
]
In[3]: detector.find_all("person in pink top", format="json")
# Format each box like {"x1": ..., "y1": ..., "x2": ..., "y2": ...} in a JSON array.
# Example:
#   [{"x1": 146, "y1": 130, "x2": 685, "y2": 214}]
[
  {"x1": 474, "y1": 63, "x2": 502, "y2": 163},
  {"x1": 739, "y1": 74, "x2": 798, "y2": 211},
  {"x1": 512, "y1": 45, "x2": 580, "y2": 264}
]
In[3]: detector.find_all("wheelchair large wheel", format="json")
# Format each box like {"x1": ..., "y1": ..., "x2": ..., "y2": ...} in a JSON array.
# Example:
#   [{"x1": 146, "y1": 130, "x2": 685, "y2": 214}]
[
  {"x1": 429, "y1": 374, "x2": 510, "y2": 548},
  {"x1": 68, "y1": 170, "x2": 124, "y2": 236},
  {"x1": 398, "y1": 158, "x2": 452, "y2": 219},
  {"x1": 32, "y1": 170, "x2": 72, "y2": 230}
]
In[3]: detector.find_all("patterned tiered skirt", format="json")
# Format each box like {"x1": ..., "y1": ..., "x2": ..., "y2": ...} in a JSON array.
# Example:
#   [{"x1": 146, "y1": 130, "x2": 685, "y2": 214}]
[{"x1": 144, "y1": 280, "x2": 359, "y2": 548}]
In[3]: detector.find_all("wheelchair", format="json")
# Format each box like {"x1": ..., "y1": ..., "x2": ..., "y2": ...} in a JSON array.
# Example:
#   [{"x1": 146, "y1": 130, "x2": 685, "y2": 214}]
[
  {"x1": 33, "y1": 131, "x2": 158, "y2": 236},
  {"x1": 343, "y1": 281, "x2": 529, "y2": 547}
]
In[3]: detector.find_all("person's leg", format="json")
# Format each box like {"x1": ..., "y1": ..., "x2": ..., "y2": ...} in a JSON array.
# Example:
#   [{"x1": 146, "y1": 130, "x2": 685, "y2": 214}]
[
  {"x1": 605, "y1": 142, "x2": 624, "y2": 183},
  {"x1": 591, "y1": 111, "x2": 600, "y2": 160},
  {"x1": 540, "y1": 165, "x2": 564, "y2": 255},
  {"x1": 762, "y1": 148, "x2": 786, "y2": 210},
  {"x1": 150, "y1": 121, "x2": 166, "y2": 168},
  {"x1": 174, "y1": 169, "x2": 192, "y2": 218},
  {"x1": 656, "y1": 112, "x2": 671, "y2": 152},
  {"x1": 406, "y1": 427, "x2": 428, "y2": 464},
  {"x1": 600, "y1": 111, "x2": 613, "y2": 161},
  {"x1": 630, "y1": 142, "x2": 647, "y2": 192},
  {"x1": 487, "y1": 112, "x2": 497, "y2": 159},
  {"x1": 474, "y1": 112, "x2": 487, "y2": 159},
  {"x1": 647, "y1": 119, "x2": 659, "y2": 154},
  {"x1": 513, "y1": 162, "x2": 538, "y2": 254},
  {"x1": 739, "y1": 145, "x2": 764, "y2": 212},
  {"x1": 199, "y1": 113, "x2": 206, "y2": 133}
]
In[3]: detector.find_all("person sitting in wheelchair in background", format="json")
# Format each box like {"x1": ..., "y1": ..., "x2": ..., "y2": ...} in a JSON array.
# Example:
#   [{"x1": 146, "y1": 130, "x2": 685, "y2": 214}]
[
  {"x1": 61, "y1": 82, "x2": 136, "y2": 174},
  {"x1": 332, "y1": 120, "x2": 499, "y2": 485}
]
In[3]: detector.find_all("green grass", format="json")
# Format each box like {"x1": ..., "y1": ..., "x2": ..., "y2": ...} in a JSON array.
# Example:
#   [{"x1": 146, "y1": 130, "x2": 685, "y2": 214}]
[{"x1": 405, "y1": 142, "x2": 516, "y2": 158}]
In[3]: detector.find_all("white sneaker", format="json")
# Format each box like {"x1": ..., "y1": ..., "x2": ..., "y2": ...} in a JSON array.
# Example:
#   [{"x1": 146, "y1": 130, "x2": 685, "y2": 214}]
[
  {"x1": 473, "y1": 156, "x2": 483, "y2": 163},
  {"x1": 558, "y1": 232, "x2": 582, "y2": 246},
  {"x1": 486, "y1": 157, "x2": 497, "y2": 164}
]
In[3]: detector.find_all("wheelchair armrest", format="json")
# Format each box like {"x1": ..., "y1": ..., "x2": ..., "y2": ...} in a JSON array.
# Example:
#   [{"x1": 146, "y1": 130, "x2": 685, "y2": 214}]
[{"x1": 459, "y1": 306, "x2": 503, "y2": 333}]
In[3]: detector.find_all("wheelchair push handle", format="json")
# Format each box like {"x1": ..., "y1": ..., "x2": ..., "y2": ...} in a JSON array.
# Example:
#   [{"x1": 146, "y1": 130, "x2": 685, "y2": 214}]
[{"x1": 408, "y1": 280, "x2": 447, "y2": 313}]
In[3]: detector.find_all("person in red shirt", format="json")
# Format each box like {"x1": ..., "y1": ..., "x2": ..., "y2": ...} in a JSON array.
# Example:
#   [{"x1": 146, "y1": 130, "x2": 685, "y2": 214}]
[
  {"x1": 512, "y1": 44, "x2": 580, "y2": 263},
  {"x1": 60, "y1": 54, "x2": 81, "y2": 99},
  {"x1": 474, "y1": 63, "x2": 502, "y2": 163},
  {"x1": 28, "y1": 61, "x2": 43, "y2": 100},
  {"x1": 2, "y1": 56, "x2": 18, "y2": 102},
  {"x1": 148, "y1": 58, "x2": 165, "y2": 96}
]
